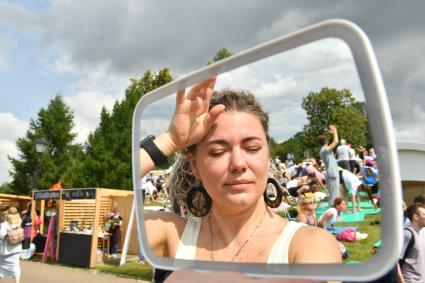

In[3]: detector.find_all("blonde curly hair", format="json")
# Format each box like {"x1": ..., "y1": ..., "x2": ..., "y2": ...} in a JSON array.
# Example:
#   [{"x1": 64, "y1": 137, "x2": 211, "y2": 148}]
[{"x1": 167, "y1": 88, "x2": 271, "y2": 214}]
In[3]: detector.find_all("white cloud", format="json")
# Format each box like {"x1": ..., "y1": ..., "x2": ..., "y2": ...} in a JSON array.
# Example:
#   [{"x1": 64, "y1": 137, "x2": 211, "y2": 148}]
[
  {"x1": 63, "y1": 91, "x2": 118, "y2": 143},
  {"x1": 52, "y1": 54, "x2": 79, "y2": 74},
  {"x1": 0, "y1": 140, "x2": 17, "y2": 184},
  {"x1": 0, "y1": 113, "x2": 28, "y2": 184},
  {"x1": 57, "y1": 59, "x2": 130, "y2": 143},
  {"x1": 0, "y1": 113, "x2": 28, "y2": 141}
]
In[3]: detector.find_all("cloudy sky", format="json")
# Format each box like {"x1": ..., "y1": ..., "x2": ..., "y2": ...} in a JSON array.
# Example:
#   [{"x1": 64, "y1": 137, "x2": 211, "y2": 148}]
[{"x1": 1, "y1": 0, "x2": 424, "y2": 185}]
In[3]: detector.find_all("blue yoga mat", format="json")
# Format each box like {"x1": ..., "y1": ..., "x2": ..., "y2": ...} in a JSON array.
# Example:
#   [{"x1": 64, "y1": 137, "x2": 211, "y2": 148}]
[{"x1": 327, "y1": 225, "x2": 359, "y2": 234}]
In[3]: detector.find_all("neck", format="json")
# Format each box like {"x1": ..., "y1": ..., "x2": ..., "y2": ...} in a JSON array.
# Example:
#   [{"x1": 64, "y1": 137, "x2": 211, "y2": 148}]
[
  {"x1": 209, "y1": 199, "x2": 267, "y2": 245},
  {"x1": 410, "y1": 223, "x2": 422, "y2": 233}
]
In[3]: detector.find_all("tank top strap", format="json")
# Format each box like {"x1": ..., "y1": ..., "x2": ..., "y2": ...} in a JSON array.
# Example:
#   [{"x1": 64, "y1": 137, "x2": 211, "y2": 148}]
[
  {"x1": 267, "y1": 221, "x2": 306, "y2": 264},
  {"x1": 174, "y1": 216, "x2": 202, "y2": 260}
]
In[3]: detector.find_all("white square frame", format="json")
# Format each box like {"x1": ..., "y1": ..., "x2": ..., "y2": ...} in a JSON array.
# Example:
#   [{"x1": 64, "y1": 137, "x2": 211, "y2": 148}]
[{"x1": 131, "y1": 19, "x2": 402, "y2": 281}]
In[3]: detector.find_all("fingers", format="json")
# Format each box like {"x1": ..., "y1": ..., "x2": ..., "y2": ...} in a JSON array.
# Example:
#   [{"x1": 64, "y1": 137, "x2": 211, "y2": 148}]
[
  {"x1": 202, "y1": 104, "x2": 225, "y2": 131},
  {"x1": 187, "y1": 77, "x2": 216, "y2": 100},
  {"x1": 176, "y1": 89, "x2": 186, "y2": 106}
]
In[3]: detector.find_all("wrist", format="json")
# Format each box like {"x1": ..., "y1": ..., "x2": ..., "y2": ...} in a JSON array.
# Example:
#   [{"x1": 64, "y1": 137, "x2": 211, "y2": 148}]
[{"x1": 155, "y1": 132, "x2": 179, "y2": 157}]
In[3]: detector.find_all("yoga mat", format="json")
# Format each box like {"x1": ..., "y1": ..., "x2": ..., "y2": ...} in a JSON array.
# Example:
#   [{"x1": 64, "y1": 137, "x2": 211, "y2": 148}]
[
  {"x1": 338, "y1": 213, "x2": 365, "y2": 222},
  {"x1": 315, "y1": 207, "x2": 379, "y2": 217},
  {"x1": 318, "y1": 202, "x2": 330, "y2": 208},
  {"x1": 348, "y1": 201, "x2": 375, "y2": 209},
  {"x1": 327, "y1": 225, "x2": 359, "y2": 234},
  {"x1": 359, "y1": 208, "x2": 381, "y2": 215}
]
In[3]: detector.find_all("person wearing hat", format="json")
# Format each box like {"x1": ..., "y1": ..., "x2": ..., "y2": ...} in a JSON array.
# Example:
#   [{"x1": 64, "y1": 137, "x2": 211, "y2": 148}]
[{"x1": 0, "y1": 207, "x2": 23, "y2": 283}]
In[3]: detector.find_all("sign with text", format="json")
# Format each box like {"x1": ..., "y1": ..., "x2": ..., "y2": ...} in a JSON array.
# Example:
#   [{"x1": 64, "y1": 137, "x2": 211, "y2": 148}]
[
  {"x1": 33, "y1": 190, "x2": 61, "y2": 200},
  {"x1": 62, "y1": 189, "x2": 96, "y2": 200}
]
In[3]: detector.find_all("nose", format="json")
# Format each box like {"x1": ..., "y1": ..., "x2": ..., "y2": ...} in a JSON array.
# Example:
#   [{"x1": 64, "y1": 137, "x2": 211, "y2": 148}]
[{"x1": 228, "y1": 148, "x2": 247, "y2": 173}]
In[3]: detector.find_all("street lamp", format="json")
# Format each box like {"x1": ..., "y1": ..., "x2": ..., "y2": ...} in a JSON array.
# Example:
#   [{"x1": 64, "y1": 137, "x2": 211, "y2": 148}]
[
  {"x1": 33, "y1": 138, "x2": 47, "y2": 191},
  {"x1": 36, "y1": 138, "x2": 47, "y2": 154}
]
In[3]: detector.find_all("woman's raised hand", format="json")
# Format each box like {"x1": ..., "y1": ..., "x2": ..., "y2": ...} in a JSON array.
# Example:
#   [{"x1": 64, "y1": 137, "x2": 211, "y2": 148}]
[{"x1": 167, "y1": 77, "x2": 225, "y2": 151}]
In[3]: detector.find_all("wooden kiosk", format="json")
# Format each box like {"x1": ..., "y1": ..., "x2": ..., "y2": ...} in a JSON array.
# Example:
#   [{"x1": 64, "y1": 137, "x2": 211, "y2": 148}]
[
  {"x1": 0, "y1": 193, "x2": 32, "y2": 212},
  {"x1": 32, "y1": 188, "x2": 134, "y2": 268}
]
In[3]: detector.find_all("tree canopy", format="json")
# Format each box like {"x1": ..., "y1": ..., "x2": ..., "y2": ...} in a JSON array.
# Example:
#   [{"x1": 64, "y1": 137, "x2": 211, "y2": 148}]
[
  {"x1": 64, "y1": 68, "x2": 173, "y2": 189},
  {"x1": 301, "y1": 87, "x2": 368, "y2": 159},
  {"x1": 8, "y1": 96, "x2": 77, "y2": 195}
]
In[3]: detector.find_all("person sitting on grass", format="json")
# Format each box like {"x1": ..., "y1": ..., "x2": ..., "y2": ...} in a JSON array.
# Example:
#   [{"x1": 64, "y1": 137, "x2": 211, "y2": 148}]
[
  {"x1": 296, "y1": 197, "x2": 317, "y2": 227},
  {"x1": 318, "y1": 197, "x2": 368, "y2": 240}
]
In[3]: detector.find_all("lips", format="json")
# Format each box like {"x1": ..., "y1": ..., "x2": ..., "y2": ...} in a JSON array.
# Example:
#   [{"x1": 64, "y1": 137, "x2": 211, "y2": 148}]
[{"x1": 224, "y1": 179, "x2": 253, "y2": 189}]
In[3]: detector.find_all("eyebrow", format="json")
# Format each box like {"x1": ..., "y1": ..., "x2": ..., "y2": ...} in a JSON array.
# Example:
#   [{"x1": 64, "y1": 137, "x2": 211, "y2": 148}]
[{"x1": 205, "y1": 136, "x2": 263, "y2": 146}]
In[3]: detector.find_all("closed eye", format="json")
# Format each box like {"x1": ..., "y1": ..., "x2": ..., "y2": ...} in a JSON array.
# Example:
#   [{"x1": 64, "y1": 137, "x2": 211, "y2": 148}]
[
  {"x1": 209, "y1": 149, "x2": 226, "y2": 157},
  {"x1": 245, "y1": 146, "x2": 261, "y2": 153}
]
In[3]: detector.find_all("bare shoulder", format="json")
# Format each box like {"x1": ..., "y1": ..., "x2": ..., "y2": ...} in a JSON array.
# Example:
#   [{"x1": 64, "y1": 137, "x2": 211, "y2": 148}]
[
  {"x1": 145, "y1": 211, "x2": 187, "y2": 232},
  {"x1": 290, "y1": 225, "x2": 341, "y2": 263},
  {"x1": 145, "y1": 211, "x2": 188, "y2": 257}
]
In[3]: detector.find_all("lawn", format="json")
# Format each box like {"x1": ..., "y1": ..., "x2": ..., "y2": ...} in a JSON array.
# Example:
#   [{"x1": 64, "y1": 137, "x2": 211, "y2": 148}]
[
  {"x1": 340, "y1": 213, "x2": 381, "y2": 263},
  {"x1": 95, "y1": 259, "x2": 153, "y2": 281}
]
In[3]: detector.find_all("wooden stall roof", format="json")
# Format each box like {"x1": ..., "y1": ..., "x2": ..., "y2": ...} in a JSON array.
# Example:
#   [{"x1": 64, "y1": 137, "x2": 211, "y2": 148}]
[
  {"x1": 0, "y1": 193, "x2": 32, "y2": 200},
  {"x1": 0, "y1": 193, "x2": 32, "y2": 212}
]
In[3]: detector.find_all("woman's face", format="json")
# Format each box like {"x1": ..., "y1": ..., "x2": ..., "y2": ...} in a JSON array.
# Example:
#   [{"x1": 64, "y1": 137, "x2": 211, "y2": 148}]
[
  {"x1": 189, "y1": 111, "x2": 269, "y2": 211},
  {"x1": 336, "y1": 201, "x2": 348, "y2": 212},
  {"x1": 302, "y1": 200, "x2": 315, "y2": 212}
]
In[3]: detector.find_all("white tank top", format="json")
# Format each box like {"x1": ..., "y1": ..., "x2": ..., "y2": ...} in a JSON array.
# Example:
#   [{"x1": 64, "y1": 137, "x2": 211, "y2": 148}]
[{"x1": 174, "y1": 217, "x2": 306, "y2": 263}]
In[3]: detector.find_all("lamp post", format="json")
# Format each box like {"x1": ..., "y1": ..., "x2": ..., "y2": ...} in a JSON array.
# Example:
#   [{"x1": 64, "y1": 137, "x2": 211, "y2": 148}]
[{"x1": 33, "y1": 138, "x2": 47, "y2": 191}]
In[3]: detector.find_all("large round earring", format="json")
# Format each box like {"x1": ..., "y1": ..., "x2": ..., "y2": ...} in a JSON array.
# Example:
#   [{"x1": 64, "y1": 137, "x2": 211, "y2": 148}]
[
  {"x1": 263, "y1": 177, "x2": 283, "y2": 208},
  {"x1": 186, "y1": 183, "x2": 212, "y2": 217}
]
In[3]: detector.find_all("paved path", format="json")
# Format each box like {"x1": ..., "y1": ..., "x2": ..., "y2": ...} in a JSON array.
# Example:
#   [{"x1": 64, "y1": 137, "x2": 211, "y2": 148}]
[{"x1": 1, "y1": 260, "x2": 150, "y2": 283}]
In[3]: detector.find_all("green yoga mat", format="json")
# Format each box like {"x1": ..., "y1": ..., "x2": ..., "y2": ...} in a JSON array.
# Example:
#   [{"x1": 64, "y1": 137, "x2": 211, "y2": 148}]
[
  {"x1": 314, "y1": 207, "x2": 380, "y2": 217},
  {"x1": 348, "y1": 201, "x2": 375, "y2": 209},
  {"x1": 318, "y1": 201, "x2": 375, "y2": 209},
  {"x1": 314, "y1": 210, "x2": 366, "y2": 222},
  {"x1": 359, "y1": 208, "x2": 381, "y2": 215},
  {"x1": 374, "y1": 240, "x2": 382, "y2": 249},
  {"x1": 338, "y1": 213, "x2": 365, "y2": 222}
]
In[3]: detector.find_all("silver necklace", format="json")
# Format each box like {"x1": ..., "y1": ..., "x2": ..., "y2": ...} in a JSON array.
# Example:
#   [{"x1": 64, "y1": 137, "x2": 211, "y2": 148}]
[{"x1": 208, "y1": 207, "x2": 267, "y2": 262}]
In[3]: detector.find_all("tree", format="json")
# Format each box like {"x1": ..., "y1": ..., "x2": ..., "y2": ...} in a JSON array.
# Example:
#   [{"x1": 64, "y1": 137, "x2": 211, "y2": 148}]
[
  {"x1": 208, "y1": 48, "x2": 232, "y2": 64},
  {"x1": 301, "y1": 87, "x2": 368, "y2": 158},
  {"x1": 72, "y1": 68, "x2": 173, "y2": 189},
  {"x1": 8, "y1": 96, "x2": 77, "y2": 195}
]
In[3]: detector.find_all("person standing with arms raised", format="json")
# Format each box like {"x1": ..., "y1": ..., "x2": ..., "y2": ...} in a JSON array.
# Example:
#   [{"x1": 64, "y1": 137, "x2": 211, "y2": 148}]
[{"x1": 318, "y1": 125, "x2": 340, "y2": 205}]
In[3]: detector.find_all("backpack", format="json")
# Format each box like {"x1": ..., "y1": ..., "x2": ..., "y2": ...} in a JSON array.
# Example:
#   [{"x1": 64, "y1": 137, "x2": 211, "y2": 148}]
[
  {"x1": 7, "y1": 226, "x2": 25, "y2": 245},
  {"x1": 399, "y1": 228, "x2": 415, "y2": 268}
]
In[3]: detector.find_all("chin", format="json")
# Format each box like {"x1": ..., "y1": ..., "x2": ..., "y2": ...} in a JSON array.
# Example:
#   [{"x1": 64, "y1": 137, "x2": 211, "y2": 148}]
[{"x1": 222, "y1": 193, "x2": 263, "y2": 209}]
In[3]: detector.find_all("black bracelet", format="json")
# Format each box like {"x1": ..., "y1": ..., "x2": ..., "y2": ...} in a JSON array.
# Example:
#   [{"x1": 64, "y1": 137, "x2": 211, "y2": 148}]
[{"x1": 140, "y1": 135, "x2": 167, "y2": 167}]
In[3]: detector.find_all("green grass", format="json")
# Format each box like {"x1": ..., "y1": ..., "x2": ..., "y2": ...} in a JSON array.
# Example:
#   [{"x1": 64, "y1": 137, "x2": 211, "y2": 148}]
[
  {"x1": 340, "y1": 213, "x2": 381, "y2": 262},
  {"x1": 95, "y1": 260, "x2": 153, "y2": 281}
]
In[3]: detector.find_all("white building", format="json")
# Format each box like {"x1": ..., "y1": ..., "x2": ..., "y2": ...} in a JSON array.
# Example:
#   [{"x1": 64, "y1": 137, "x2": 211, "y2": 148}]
[{"x1": 397, "y1": 142, "x2": 425, "y2": 204}]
